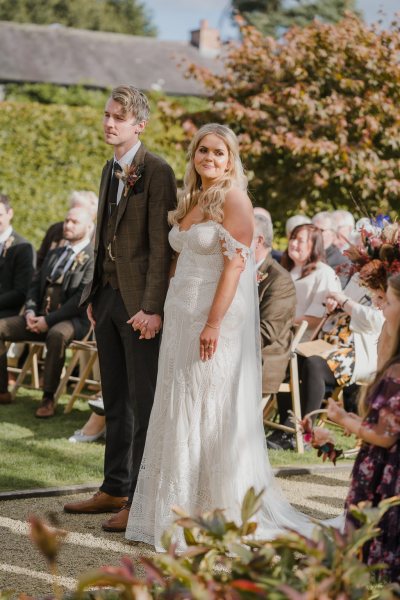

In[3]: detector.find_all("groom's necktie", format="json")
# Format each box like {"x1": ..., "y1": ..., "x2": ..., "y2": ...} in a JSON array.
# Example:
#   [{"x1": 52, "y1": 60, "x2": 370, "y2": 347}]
[{"x1": 108, "y1": 162, "x2": 122, "y2": 214}]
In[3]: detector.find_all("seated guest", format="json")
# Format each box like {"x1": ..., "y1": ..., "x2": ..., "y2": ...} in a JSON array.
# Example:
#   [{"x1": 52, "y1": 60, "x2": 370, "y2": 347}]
[
  {"x1": 36, "y1": 190, "x2": 98, "y2": 269},
  {"x1": 281, "y1": 223, "x2": 341, "y2": 339},
  {"x1": 285, "y1": 214, "x2": 311, "y2": 239},
  {"x1": 254, "y1": 207, "x2": 282, "y2": 262},
  {"x1": 312, "y1": 211, "x2": 350, "y2": 287},
  {"x1": 0, "y1": 194, "x2": 34, "y2": 319},
  {"x1": 268, "y1": 274, "x2": 384, "y2": 450},
  {"x1": 254, "y1": 212, "x2": 296, "y2": 399},
  {"x1": 332, "y1": 209, "x2": 355, "y2": 250},
  {"x1": 0, "y1": 207, "x2": 94, "y2": 416}
]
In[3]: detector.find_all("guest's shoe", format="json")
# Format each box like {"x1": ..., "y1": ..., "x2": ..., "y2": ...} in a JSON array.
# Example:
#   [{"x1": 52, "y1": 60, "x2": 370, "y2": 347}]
[
  {"x1": 102, "y1": 503, "x2": 131, "y2": 532},
  {"x1": 64, "y1": 491, "x2": 128, "y2": 514},
  {"x1": 0, "y1": 391, "x2": 12, "y2": 404},
  {"x1": 266, "y1": 431, "x2": 295, "y2": 451},
  {"x1": 35, "y1": 397, "x2": 55, "y2": 418},
  {"x1": 68, "y1": 427, "x2": 106, "y2": 443},
  {"x1": 88, "y1": 396, "x2": 105, "y2": 416}
]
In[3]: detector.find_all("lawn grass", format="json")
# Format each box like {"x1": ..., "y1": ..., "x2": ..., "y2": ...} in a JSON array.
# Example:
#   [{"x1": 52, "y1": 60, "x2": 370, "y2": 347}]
[
  {"x1": 0, "y1": 388, "x2": 104, "y2": 492},
  {"x1": 0, "y1": 388, "x2": 356, "y2": 492}
]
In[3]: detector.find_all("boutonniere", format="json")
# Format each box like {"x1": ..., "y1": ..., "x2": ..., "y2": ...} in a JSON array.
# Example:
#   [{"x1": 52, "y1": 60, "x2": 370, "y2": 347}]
[
  {"x1": 256, "y1": 269, "x2": 268, "y2": 285},
  {"x1": 115, "y1": 163, "x2": 145, "y2": 197},
  {"x1": 71, "y1": 251, "x2": 89, "y2": 271},
  {"x1": 2, "y1": 235, "x2": 15, "y2": 257}
]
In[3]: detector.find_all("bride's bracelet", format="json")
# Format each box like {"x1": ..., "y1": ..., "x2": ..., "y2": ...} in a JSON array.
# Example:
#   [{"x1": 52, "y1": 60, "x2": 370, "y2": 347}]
[{"x1": 206, "y1": 322, "x2": 220, "y2": 330}]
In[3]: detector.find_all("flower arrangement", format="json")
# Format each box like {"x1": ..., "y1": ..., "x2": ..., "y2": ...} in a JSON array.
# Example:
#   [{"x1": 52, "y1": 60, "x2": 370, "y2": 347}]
[
  {"x1": 289, "y1": 409, "x2": 343, "y2": 465},
  {"x1": 344, "y1": 217, "x2": 400, "y2": 290},
  {"x1": 115, "y1": 162, "x2": 145, "y2": 197}
]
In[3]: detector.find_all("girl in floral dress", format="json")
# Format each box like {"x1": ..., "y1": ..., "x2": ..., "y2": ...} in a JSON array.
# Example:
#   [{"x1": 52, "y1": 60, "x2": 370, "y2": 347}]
[{"x1": 328, "y1": 273, "x2": 400, "y2": 582}]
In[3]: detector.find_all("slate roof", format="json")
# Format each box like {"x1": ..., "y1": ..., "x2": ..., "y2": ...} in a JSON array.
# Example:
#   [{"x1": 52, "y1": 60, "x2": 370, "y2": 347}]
[{"x1": 0, "y1": 20, "x2": 221, "y2": 95}]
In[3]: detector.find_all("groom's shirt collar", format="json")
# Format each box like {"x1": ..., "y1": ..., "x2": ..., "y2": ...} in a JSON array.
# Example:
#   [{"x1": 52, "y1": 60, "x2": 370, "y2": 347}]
[
  {"x1": 113, "y1": 141, "x2": 141, "y2": 205},
  {"x1": 0, "y1": 226, "x2": 13, "y2": 245}
]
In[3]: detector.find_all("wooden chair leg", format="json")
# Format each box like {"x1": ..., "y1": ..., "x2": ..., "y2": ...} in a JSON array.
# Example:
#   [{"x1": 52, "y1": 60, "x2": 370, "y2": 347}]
[
  {"x1": 64, "y1": 351, "x2": 98, "y2": 414},
  {"x1": 54, "y1": 348, "x2": 82, "y2": 404},
  {"x1": 10, "y1": 344, "x2": 41, "y2": 401},
  {"x1": 31, "y1": 351, "x2": 40, "y2": 389},
  {"x1": 290, "y1": 354, "x2": 304, "y2": 454}
]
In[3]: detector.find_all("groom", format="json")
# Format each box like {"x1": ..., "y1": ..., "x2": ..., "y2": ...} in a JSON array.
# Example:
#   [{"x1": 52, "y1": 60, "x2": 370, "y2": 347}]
[{"x1": 64, "y1": 85, "x2": 176, "y2": 531}]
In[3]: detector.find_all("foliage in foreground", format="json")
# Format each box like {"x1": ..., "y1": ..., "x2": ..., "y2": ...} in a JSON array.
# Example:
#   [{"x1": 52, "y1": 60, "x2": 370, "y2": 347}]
[
  {"x1": 26, "y1": 488, "x2": 400, "y2": 599},
  {"x1": 169, "y1": 14, "x2": 400, "y2": 228}
]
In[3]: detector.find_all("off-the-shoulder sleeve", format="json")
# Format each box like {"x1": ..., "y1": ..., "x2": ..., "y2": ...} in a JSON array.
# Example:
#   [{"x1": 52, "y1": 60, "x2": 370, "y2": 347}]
[{"x1": 216, "y1": 224, "x2": 251, "y2": 262}]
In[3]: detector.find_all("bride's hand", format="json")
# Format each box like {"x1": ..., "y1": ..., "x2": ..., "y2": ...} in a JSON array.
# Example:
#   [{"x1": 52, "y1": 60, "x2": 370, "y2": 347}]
[{"x1": 200, "y1": 324, "x2": 219, "y2": 361}]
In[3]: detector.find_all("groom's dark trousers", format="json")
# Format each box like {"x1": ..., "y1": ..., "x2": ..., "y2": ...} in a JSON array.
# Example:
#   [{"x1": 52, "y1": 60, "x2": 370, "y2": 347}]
[
  {"x1": 81, "y1": 143, "x2": 176, "y2": 501},
  {"x1": 92, "y1": 284, "x2": 159, "y2": 498}
]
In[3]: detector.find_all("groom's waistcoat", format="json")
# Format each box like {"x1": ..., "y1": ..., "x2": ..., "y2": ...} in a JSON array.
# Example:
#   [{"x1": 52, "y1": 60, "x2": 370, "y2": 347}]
[{"x1": 101, "y1": 189, "x2": 119, "y2": 290}]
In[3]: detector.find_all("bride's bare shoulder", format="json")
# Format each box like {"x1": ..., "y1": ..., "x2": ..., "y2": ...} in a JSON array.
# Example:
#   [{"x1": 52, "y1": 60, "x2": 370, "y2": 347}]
[{"x1": 222, "y1": 187, "x2": 253, "y2": 246}]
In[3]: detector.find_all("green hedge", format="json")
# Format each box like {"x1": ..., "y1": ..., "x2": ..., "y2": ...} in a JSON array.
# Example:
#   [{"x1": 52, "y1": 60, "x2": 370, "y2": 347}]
[{"x1": 0, "y1": 90, "x2": 200, "y2": 247}]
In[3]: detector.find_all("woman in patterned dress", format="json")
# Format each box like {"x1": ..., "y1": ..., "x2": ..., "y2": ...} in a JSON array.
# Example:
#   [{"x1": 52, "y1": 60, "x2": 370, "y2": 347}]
[{"x1": 328, "y1": 273, "x2": 400, "y2": 582}]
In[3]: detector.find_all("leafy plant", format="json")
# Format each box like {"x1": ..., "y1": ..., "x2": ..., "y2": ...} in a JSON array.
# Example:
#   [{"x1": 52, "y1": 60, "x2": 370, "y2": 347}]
[{"x1": 74, "y1": 488, "x2": 400, "y2": 599}]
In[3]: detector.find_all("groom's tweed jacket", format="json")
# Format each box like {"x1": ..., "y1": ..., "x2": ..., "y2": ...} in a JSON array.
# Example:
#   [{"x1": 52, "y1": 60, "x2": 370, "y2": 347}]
[{"x1": 81, "y1": 143, "x2": 176, "y2": 316}]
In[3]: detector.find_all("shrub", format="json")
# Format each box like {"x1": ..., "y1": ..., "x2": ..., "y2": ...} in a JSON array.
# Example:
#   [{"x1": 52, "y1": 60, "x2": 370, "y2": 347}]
[
  {"x1": 181, "y1": 14, "x2": 400, "y2": 231},
  {"x1": 0, "y1": 88, "x2": 198, "y2": 246}
]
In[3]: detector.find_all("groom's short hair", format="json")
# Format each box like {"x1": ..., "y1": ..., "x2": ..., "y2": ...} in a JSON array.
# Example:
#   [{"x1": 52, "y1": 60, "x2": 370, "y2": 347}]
[
  {"x1": 111, "y1": 85, "x2": 150, "y2": 123},
  {"x1": 0, "y1": 194, "x2": 12, "y2": 211}
]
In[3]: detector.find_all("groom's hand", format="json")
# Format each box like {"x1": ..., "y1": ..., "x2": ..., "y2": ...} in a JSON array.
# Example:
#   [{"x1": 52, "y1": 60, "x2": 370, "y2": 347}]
[{"x1": 127, "y1": 311, "x2": 162, "y2": 340}]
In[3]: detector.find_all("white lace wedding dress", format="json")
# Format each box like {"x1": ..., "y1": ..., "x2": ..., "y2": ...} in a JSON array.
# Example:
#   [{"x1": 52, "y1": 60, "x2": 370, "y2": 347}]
[{"x1": 126, "y1": 220, "x2": 318, "y2": 551}]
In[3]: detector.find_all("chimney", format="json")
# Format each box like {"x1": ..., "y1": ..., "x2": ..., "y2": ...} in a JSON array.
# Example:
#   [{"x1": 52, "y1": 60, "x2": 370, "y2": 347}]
[{"x1": 190, "y1": 19, "x2": 220, "y2": 57}]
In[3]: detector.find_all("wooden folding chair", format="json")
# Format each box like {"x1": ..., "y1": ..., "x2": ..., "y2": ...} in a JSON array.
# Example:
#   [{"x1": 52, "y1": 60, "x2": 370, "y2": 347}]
[
  {"x1": 263, "y1": 320, "x2": 308, "y2": 453},
  {"x1": 56, "y1": 338, "x2": 100, "y2": 413}
]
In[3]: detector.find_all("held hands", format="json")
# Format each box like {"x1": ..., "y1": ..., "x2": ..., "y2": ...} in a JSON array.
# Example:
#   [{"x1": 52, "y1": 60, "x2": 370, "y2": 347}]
[
  {"x1": 87, "y1": 303, "x2": 96, "y2": 327},
  {"x1": 200, "y1": 323, "x2": 220, "y2": 362},
  {"x1": 25, "y1": 314, "x2": 49, "y2": 334},
  {"x1": 128, "y1": 310, "x2": 162, "y2": 340}
]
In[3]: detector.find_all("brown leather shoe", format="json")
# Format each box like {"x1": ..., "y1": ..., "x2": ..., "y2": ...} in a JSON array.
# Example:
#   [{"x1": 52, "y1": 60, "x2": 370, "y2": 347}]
[
  {"x1": 64, "y1": 491, "x2": 128, "y2": 514},
  {"x1": 0, "y1": 392, "x2": 12, "y2": 404},
  {"x1": 102, "y1": 503, "x2": 131, "y2": 532},
  {"x1": 35, "y1": 398, "x2": 55, "y2": 418}
]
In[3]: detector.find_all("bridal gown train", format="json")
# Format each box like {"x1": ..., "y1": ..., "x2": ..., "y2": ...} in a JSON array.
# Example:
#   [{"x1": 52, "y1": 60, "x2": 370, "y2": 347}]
[{"x1": 126, "y1": 220, "x2": 322, "y2": 551}]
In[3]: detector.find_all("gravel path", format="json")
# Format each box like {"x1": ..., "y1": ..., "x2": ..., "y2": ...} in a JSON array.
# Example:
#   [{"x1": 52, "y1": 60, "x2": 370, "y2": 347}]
[{"x1": 0, "y1": 466, "x2": 352, "y2": 596}]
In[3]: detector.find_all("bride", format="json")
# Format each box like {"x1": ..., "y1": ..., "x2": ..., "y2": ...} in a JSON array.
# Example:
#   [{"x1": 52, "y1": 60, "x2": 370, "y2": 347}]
[{"x1": 126, "y1": 123, "x2": 318, "y2": 551}]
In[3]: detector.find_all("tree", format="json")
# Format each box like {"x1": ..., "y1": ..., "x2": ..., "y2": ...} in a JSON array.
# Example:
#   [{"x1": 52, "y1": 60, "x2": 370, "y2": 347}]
[
  {"x1": 232, "y1": 0, "x2": 359, "y2": 37},
  {"x1": 0, "y1": 0, "x2": 156, "y2": 36},
  {"x1": 183, "y1": 15, "x2": 400, "y2": 225}
]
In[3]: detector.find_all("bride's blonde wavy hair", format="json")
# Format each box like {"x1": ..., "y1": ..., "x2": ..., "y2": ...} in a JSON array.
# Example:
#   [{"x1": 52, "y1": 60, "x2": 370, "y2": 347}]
[{"x1": 168, "y1": 124, "x2": 247, "y2": 225}]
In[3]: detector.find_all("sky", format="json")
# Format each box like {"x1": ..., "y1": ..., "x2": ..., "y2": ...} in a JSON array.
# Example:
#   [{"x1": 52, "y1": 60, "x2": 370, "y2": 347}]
[{"x1": 143, "y1": 0, "x2": 398, "y2": 41}]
